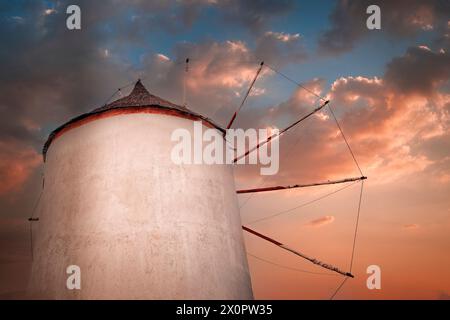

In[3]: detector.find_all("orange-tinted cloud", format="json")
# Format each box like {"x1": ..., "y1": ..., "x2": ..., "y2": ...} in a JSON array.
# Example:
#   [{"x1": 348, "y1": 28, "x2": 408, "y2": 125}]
[
  {"x1": 403, "y1": 223, "x2": 420, "y2": 229},
  {"x1": 138, "y1": 34, "x2": 307, "y2": 122},
  {"x1": 0, "y1": 140, "x2": 40, "y2": 196},
  {"x1": 306, "y1": 215, "x2": 335, "y2": 227},
  {"x1": 234, "y1": 44, "x2": 449, "y2": 190}
]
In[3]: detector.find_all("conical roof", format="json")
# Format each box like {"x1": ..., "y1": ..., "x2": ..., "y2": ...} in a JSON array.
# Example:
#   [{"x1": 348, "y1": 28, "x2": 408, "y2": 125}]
[
  {"x1": 43, "y1": 80, "x2": 223, "y2": 160},
  {"x1": 93, "y1": 80, "x2": 189, "y2": 112}
]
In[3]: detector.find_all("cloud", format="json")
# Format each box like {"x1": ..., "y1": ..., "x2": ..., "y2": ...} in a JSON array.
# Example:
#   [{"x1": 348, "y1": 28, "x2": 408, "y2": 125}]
[
  {"x1": 0, "y1": 1, "x2": 137, "y2": 199},
  {"x1": 255, "y1": 31, "x2": 307, "y2": 65},
  {"x1": 0, "y1": 2, "x2": 446, "y2": 220},
  {"x1": 43, "y1": 8, "x2": 57, "y2": 16},
  {"x1": 385, "y1": 46, "x2": 450, "y2": 96},
  {"x1": 0, "y1": 0, "x2": 448, "y2": 300},
  {"x1": 234, "y1": 43, "x2": 449, "y2": 187},
  {"x1": 324, "y1": 73, "x2": 447, "y2": 184},
  {"x1": 306, "y1": 215, "x2": 335, "y2": 227},
  {"x1": 156, "y1": 53, "x2": 170, "y2": 62},
  {"x1": 104, "y1": 0, "x2": 296, "y2": 36},
  {"x1": 403, "y1": 223, "x2": 420, "y2": 229},
  {"x1": 136, "y1": 34, "x2": 307, "y2": 123},
  {"x1": 216, "y1": 0, "x2": 296, "y2": 33},
  {"x1": 136, "y1": 39, "x2": 261, "y2": 121},
  {"x1": 114, "y1": 0, "x2": 295, "y2": 35},
  {"x1": 0, "y1": 0, "x2": 310, "y2": 201},
  {"x1": 0, "y1": 3, "x2": 309, "y2": 199},
  {"x1": 318, "y1": 0, "x2": 450, "y2": 55},
  {"x1": 0, "y1": 140, "x2": 40, "y2": 196},
  {"x1": 265, "y1": 31, "x2": 300, "y2": 42}
]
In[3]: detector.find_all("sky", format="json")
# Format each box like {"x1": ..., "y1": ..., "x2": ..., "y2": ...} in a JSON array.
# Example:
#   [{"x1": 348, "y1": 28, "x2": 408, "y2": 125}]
[{"x1": 0, "y1": 0, "x2": 449, "y2": 299}]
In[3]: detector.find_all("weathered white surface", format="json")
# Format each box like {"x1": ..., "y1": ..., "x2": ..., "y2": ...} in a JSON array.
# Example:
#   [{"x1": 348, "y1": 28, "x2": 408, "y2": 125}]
[{"x1": 28, "y1": 113, "x2": 253, "y2": 299}]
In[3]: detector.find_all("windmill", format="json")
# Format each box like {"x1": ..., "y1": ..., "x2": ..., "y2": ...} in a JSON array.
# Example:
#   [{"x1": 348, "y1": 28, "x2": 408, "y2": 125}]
[{"x1": 27, "y1": 59, "x2": 365, "y2": 300}]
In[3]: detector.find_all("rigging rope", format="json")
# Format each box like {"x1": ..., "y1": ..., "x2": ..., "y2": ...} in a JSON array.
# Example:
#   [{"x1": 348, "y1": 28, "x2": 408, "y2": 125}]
[
  {"x1": 246, "y1": 180, "x2": 359, "y2": 225},
  {"x1": 264, "y1": 63, "x2": 327, "y2": 102},
  {"x1": 233, "y1": 99, "x2": 329, "y2": 163},
  {"x1": 327, "y1": 103, "x2": 363, "y2": 176},
  {"x1": 102, "y1": 88, "x2": 121, "y2": 106},
  {"x1": 263, "y1": 63, "x2": 363, "y2": 177},
  {"x1": 329, "y1": 180, "x2": 365, "y2": 299},
  {"x1": 349, "y1": 180, "x2": 364, "y2": 272},
  {"x1": 101, "y1": 78, "x2": 140, "y2": 106},
  {"x1": 329, "y1": 278, "x2": 348, "y2": 300},
  {"x1": 100, "y1": 59, "x2": 188, "y2": 108},
  {"x1": 28, "y1": 178, "x2": 43, "y2": 261},
  {"x1": 238, "y1": 110, "x2": 316, "y2": 210},
  {"x1": 243, "y1": 226, "x2": 354, "y2": 277}
]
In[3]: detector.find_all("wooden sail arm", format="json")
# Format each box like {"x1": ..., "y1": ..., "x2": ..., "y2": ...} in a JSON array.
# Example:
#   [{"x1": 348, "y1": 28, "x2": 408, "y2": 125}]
[
  {"x1": 236, "y1": 176, "x2": 367, "y2": 194},
  {"x1": 226, "y1": 61, "x2": 264, "y2": 129},
  {"x1": 242, "y1": 226, "x2": 354, "y2": 278},
  {"x1": 233, "y1": 100, "x2": 329, "y2": 163}
]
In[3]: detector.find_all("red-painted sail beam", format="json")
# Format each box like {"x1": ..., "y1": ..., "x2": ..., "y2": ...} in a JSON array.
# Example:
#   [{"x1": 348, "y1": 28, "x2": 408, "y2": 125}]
[
  {"x1": 237, "y1": 176, "x2": 367, "y2": 194},
  {"x1": 242, "y1": 225, "x2": 354, "y2": 278},
  {"x1": 233, "y1": 100, "x2": 329, "y2": 163},
  {"x1": 226, "y1": 61, "x2": 264, "y2": 129}
]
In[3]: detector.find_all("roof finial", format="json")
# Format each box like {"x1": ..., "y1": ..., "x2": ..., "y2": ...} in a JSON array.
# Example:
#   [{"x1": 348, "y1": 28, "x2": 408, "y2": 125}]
[
  {"x1": 183, "y1": 58, "x2": 190, "y2": 107},
  {"x1": 130, "y1": 78, "x2": 149, "y2": 95}
]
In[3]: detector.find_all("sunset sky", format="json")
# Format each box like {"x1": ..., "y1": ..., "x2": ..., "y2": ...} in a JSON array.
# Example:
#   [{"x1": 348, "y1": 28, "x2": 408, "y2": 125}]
[{"x1": 0, "y1": 0, "x2": 449, "y2": 299}]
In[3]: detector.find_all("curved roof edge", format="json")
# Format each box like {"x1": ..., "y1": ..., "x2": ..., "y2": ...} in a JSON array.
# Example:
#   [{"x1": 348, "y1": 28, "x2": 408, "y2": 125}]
[{"x1": 42, "y1": 80, "x2": 225, "y2": 161}]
